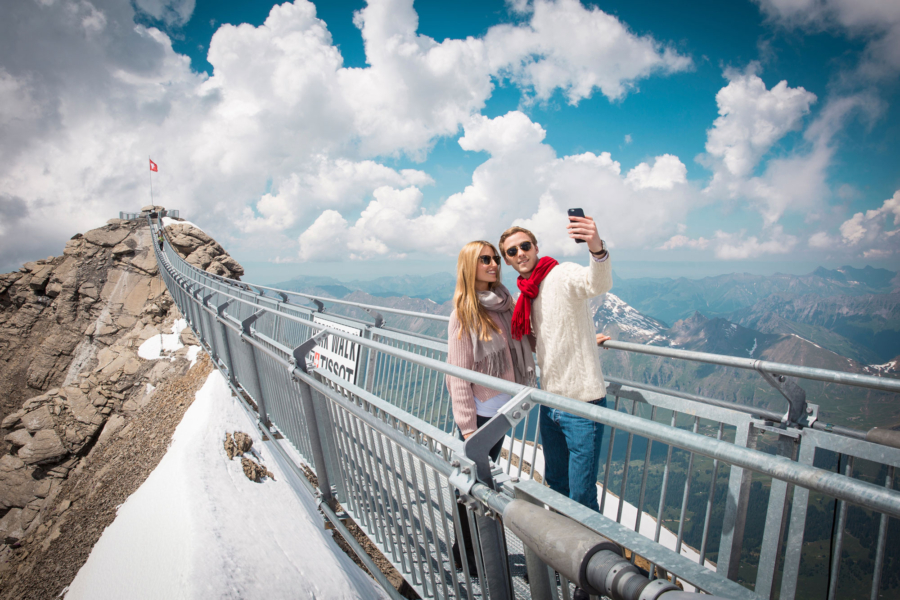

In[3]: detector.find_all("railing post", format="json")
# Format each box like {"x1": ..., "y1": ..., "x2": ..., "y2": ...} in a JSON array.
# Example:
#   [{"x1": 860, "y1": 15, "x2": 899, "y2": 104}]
[
  {"x1": 363, "y1": 327, "x2": 379, "y2": 393},
  {"x1": 779, "y1": 434, "x2": 816, "y2": 600},
  {"x1": 717, "y1": 418, "x2": 757, "y2": 581},
  {"x1": 215, "y1": 301, "x2": 237, "y2": 386},
  {"x1": 292, "y1": 333, "x2": 338, "y2": 510},
  {"x1": 450, "y1": 391, "x2": 533, "y2": 600},
  {"x1": 201, "y1": 294, "x2": 216, "y2": 357},
  {"x1": 755, "y1": 430, "x2": 799, "y2": 598},
  {"x1": 514, "y1": 487, "x2": 555, "y2": 600},
  {"x1": 239, "y1": 310, "x2": 270, "y2": 428}
]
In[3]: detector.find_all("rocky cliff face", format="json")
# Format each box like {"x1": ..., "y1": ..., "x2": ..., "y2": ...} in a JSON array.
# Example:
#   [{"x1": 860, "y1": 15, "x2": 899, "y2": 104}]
[
  {"x1": 0, "y1": 219, "x2": 166, "y2": 443},
  {"x1": 164, "y1": 222, "x2": 244, "y2": 279},
  {"x1": 0, "y1": 216, "x2": 242, "y2": 594}
]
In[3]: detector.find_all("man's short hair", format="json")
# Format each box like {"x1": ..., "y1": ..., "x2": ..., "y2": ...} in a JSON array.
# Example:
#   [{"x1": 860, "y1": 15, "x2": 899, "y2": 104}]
[{"x1": 499, "y1": 226, "x2": 537, "y2": 252}]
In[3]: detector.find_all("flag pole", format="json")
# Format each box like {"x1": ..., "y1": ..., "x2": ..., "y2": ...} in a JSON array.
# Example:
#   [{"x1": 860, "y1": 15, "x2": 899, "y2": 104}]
[{"x1": 149, "y1": 156, "x2": 154, "y2": 206}]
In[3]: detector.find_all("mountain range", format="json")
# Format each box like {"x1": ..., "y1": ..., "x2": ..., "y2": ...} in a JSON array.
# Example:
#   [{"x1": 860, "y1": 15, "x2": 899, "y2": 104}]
[{"x1": 276, "y1": 265, "x2": 899, "y2": 429}]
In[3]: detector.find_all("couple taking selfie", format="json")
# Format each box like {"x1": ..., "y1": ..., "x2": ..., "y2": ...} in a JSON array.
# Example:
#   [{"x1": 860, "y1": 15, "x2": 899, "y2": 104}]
[{"x1": 446, "y1": 212, "x2": 612, "y2": 594}]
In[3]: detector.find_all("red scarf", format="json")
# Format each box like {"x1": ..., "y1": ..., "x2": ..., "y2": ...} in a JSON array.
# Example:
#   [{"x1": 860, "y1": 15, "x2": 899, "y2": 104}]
[{"x1": 511, "y1": 256, "x2": 558, "y2": 340}]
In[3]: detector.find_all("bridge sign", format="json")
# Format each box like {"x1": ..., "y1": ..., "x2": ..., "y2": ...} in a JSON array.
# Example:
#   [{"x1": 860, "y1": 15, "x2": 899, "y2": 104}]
[{"x1": 310, "y1": 316, "x2": 362, "y2": 393}]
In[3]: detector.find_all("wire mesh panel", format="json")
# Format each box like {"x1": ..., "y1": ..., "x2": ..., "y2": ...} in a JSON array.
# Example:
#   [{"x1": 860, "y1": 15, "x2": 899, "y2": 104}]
[
  {"x1": 366, "y1": 331, "x2": 454, "y2": 434},
  {"x1": 309, "y1": 372, "x2": 489, "y2": 600}
]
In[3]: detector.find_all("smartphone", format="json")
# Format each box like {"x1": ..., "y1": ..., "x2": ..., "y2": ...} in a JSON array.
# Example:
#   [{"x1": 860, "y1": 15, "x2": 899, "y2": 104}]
[{"x1": 567, "y1": 208, "x2": 586, "y2": 243}]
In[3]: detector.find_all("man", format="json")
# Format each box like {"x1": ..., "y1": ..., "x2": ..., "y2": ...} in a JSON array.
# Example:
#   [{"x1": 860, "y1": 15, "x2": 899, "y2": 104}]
[{"x1": 499, "y1": 215, "x2": 612, "y2": 515}]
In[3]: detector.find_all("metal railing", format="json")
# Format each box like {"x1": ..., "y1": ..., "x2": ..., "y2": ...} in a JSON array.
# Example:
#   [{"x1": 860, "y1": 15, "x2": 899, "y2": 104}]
[
  {"x1": 120, "y1": 209, "x2": 180, "y2": 220},
  {"x1": 150, "y1": 217, "x2": 900, "y2": 600}
]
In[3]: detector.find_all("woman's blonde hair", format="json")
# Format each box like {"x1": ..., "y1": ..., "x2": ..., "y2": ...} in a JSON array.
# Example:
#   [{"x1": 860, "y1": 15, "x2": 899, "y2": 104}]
[{"x1": 454, "y1": 241, "x2": 502, "y2": 341}]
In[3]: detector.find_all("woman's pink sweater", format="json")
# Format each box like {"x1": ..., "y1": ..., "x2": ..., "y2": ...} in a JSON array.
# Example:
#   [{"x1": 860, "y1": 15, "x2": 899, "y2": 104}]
[{"x1": 446, "y1": 310, "x2": 515, "y2": 436}]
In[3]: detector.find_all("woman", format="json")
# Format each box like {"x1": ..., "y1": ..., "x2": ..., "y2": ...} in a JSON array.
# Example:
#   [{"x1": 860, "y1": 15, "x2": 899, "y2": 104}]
[
  {"x1": 447, "y1": 240, "x2": 536, "y2": 442},
  {"x1": 446, "y1": 240, "x2": 536, "y2": 574}
]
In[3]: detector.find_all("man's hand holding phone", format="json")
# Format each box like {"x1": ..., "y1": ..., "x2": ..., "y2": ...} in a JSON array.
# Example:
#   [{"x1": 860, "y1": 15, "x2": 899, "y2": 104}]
[{"x1": 567, "y1": 208, "x2": 605, "y2": 255}]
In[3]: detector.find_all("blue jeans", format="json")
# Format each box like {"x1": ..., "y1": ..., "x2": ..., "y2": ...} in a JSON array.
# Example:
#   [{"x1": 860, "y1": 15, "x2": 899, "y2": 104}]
[{"x1": 539, "y1": 397, "x2": 606, "y2": 512}]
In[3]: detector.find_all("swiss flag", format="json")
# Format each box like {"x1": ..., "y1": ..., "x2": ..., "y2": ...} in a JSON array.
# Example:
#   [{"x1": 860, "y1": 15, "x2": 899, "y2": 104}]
[{"x1": 149, "y1": 159, "x2": 158, "y2": 172}]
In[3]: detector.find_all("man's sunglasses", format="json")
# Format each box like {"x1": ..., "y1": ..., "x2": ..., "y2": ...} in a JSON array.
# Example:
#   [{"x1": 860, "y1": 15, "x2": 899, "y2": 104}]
[
  {"x1": 504, "y1": 241, "x2": 533, "y2": 257},
  {"x1": 479, "y1": 255, "x2": 501, "y2": 265}
]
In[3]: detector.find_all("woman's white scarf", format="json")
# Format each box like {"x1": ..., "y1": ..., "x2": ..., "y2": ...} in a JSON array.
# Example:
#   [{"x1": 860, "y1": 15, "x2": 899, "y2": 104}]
[{"x1": 472, "y1": 284, "x2": 537, "y2": 388}]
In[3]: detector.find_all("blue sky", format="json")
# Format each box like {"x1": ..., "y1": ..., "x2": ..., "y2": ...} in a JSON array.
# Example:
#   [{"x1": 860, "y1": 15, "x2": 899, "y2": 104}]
[{"x1": 2, "y1": 0, "x2": 899, "y2": 282}]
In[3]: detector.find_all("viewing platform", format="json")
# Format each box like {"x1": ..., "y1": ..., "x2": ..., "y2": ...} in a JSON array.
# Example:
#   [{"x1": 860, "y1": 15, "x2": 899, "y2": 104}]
[{"x1": 149, "y1": 214, "x2": 900, "y2": 600}]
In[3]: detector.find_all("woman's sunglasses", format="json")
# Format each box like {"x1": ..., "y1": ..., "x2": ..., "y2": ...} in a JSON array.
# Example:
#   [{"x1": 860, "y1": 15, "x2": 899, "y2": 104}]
[
  {"x1": 504, "y1": 241, "x2": 533, "y2": 257},
  {"x1": 479, "y1": 255, "x2": 501, "y2": 265}
]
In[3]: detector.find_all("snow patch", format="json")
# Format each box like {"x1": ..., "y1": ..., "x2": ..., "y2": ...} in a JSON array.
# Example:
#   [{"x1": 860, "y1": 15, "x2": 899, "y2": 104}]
[
  {"x1": 869, "y1": 360, "x2": 898, "y2": 371},
  {"x1": 66, "y1": 370, "x2": 387, "y2": 599},
  {"x1": 186, "y1": 345, "x2": 202, "y2": 367},
  {"x1": 789, "y1": 333, "x2": 824, "y2": 350},
  {"x1": 138, "y1": 319, "x2": 187, "y2": 360},
  {"x1": 596, "y1": 294, "x2": 668, "y2": 341}
]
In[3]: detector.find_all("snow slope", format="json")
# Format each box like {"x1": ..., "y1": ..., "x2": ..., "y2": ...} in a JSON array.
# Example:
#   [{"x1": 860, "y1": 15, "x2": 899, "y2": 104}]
[
  {"x1": 137, "y1": 318, "x2": 187, "y2": 360},
  {"x1": 66, "y1": 370, "x2": 387, "y2": 600}
]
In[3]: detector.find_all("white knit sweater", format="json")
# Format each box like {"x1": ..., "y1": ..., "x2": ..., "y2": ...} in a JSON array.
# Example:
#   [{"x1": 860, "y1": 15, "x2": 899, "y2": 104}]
[{"x1": 531, "y1": 257, "x2": 612, "y2": 401}]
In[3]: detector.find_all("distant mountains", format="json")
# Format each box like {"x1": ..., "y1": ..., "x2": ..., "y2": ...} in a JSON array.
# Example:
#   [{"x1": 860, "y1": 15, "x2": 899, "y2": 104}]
[
  {"x1": 730, "y1": 292, "x2": 900, "y2": 364},
  {"x1": 274, "y1": 273, "x2": 457, "y2": 304},
  {"x1": 273, "y1": 265, "x2": 900, "y2": 428},
  {"x1": 272, "y1": 275, "x2": 453, "y2": 339},
  {"x1": 611, "y1": 265, "x2": 900, "y2": 365},
  {"x1": 612, "y1": 265, "x2": 898, "y2": 323}
]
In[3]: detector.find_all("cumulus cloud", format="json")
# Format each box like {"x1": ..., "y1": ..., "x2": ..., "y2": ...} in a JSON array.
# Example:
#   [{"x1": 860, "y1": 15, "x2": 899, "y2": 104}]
[
  {"x1": 755, "y1": 0, "x2": 900, "y2": 80},
  {"x1": 298, "y1": 210, "x2": 349, "y2": 262},
  {"x1": 835, "y1": 191, "x2": 900, "y2": 257},
  {"x1": 625, "y1": 154, "x2": 687, "y2": 190},
  {"x1": 712, "y1": 226, "x2": 798, "y2": 259},
  {"x1": 808, "y1": 230, "x2": 837, "y2": 249},
  {"x1": 484, "y1": 0, "x2": 692, "y2": 103},
  {"x1": 296, "y1": 111, "x2": 701, "y2": 261},
  {"x1": 659, "y1": 234, "x2": 710, "y2": 250},
  {"x1": 134, "y1": 0, "x2": 196, "y2": 27},
  {"x1": 0, "y1": 0, "x2": 692, "y2": 269},
  {"x1": 703, "y1": 67, "x2": 816, "y2": 181},
  {"x1": 698, "y1": 66, "x2": 885, "y2": 229}
]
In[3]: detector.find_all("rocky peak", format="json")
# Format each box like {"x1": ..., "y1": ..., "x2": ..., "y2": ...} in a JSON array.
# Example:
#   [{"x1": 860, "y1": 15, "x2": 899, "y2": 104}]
[
  {"x1": 164, "y1": 222, "x2": 244, "y2": 280},
  {"x1": 0, "y1": 215, "x2": 242, "y2": 578}
]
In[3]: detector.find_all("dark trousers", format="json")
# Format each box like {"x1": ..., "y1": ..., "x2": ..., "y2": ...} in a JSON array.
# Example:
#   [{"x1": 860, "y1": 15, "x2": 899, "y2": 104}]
[
  {"x1": 453, "y1": 414, "x2": 504, "y2": 572},
  {"x1": 539, "y1": 397, "x2": 607, "y2": 511}
]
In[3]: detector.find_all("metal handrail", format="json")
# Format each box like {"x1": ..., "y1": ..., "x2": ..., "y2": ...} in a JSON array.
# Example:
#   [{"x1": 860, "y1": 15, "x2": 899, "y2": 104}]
[
  {"x1": 151, "y1": 216, "x2": 900, "y2": 600},
  {"x1": 602, "y1": 339, "x2": 900, "y2": 394},
  {"x1": 152, "y1": 223, "x2": 900, "y2": 517},
  {"x1": 187, "y1": 246, "x2": 898, "y2": 394}
]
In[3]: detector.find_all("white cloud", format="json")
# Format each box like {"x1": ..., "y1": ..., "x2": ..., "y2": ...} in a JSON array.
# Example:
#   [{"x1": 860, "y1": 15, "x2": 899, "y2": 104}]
[
  {"x1": 756, "y1": 0, "x2": 900, "y2": 80},
  {"x1": 483, "y1": 0, "x2": 692, "y2": 103},
  {"x1": 296, "y1": 111, "x2": 701, "y2": 261},
  {"x1": 703, "y1": 67, "x2": 816, "y2": 180},
  {"x1": 625, "y1": 154, "x2": 687, "y2": 190},
  {"x1": 659, "y1": 234, "x2": 710, "y2": 250},
  {"x1": 459, "y1": 112, "x2": 548, "y2": 155},
  {"x1": 699, "y1": 68, "x2": 883, "y2": 228},
  {"x1": 0, "y1": 0, "x2": 693, "y2": 269},
  {"x1": 298, "y1": 210, "x2": 349, "y2": 262},
  {"x1": 808, "y1": 231, "x2": 837, "y2": 249},
  {"x1": 712, "y1": 226, "x2": 798, "y2": 259},
  {"x1": 838, "y1": 191, "x2": 900, "y2": 254},
  {"x1": 134, "y1": 0, "x2": 195, "y2": 27},
  {"x1": 624, "y1": 134, "x2": 632, "y2": 144},
  {"x1": 300, "y1": 158, "x2": 434, "y2": 206}
]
